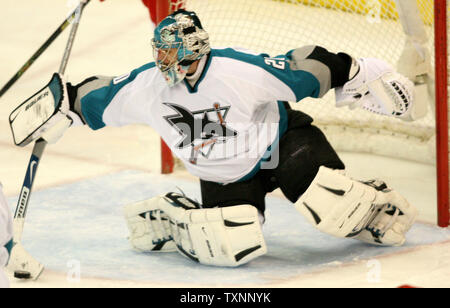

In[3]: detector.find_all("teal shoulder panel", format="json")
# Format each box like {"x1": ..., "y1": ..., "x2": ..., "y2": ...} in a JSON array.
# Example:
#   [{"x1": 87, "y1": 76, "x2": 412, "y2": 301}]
[
  {"x1": 211, "y1": 48, "x2": 321, "y2": 101},
  {"x1": 81, "y1": 62, "x2": 157, "y2": 130}
]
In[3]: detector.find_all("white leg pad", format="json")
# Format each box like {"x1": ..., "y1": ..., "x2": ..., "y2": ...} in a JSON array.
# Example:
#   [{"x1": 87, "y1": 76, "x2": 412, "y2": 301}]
[
  {"x1": 123, "y1": 197, "x2": 176, "y2": 252},
  {"x1": 295, "y1": 166, "x2": 417, "y2": 246},
  {"x1": 160, "y1": 193, "x2": 267, "y2": 267},
  {"x1": 355, "y1": 186, "x2": 417, "y2": 246},
  {"x1": 177, "y1": 205, "x2": 266, "y2": 267},
  {"x1": 295, "y1": 167, "x2": 378, "y2": 238}
]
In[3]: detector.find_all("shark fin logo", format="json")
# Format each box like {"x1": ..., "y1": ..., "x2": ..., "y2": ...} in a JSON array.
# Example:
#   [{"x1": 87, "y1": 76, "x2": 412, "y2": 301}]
[{"x1": 163, "y1": 103, "x2": 238, "y2": 164}]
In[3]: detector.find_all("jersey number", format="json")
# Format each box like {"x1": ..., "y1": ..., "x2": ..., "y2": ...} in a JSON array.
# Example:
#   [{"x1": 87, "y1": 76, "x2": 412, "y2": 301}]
[{"x1": 264, "y1": 58, "x2": 286, "y2": 70}]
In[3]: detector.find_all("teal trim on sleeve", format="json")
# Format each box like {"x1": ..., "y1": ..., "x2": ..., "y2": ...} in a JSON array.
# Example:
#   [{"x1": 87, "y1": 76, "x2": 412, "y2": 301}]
[
  {"x1": 81, "y1": 87, "x2": 113, "y2": 130},
  {"x1": 81, "y1": 62, "x2": 157, "y2": 130},
  {"x1": 4, "y1": 239, "x2": 13, "y2": 256},
  {"x1": 211, "y1": 48, "x2": 321, "y2": 102},
  {"x1": 48, "y1": 73, "x2": 63, "y2": 109}
]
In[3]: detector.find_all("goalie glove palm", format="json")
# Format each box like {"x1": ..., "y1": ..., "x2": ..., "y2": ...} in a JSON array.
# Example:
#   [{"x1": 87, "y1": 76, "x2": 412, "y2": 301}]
[{"x1": 335, "y1": 58, "x2": 416, "y2": 121}]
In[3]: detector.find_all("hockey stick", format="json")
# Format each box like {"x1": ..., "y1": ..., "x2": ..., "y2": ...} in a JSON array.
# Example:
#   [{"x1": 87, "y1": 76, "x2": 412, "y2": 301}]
[
  {"x1": 8, "y1": 0, "x2": 90, "y2": 281},
  {"x1": 0, "y1": 0, "x2": 91, "y2": 99}
]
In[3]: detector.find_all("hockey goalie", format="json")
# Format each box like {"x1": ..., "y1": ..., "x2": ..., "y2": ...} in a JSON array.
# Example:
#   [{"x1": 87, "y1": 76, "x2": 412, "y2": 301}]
[{"x1": 10, "y1": 10, "x2": 418, "y2": 267}]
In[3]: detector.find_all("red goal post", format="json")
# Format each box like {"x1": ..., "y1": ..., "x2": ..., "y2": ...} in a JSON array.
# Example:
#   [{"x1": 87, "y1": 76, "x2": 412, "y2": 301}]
[
  {"x1": 434, "y1": 0, "x2": 448, "y2": 227},
  {"x1": 152, "y1": 0, "x2": 186, "y2": 174}
]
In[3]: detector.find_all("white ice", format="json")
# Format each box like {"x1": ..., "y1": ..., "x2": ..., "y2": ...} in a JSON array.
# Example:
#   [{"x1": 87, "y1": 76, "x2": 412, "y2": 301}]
[{"x1": 0, "y1": 0, "x2": 449, "y2": 288}]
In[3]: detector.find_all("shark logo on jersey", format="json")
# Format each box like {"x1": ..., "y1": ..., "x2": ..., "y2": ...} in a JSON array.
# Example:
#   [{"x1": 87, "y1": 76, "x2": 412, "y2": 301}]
[{"x1": 163, "y1": 103, "x2": 238, "y2": 164}]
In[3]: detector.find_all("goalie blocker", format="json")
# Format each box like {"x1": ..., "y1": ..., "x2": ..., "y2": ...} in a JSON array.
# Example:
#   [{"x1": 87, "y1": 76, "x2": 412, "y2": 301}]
[{"x1": 9, "y1": 73, "x2": 76, "y2": 147}]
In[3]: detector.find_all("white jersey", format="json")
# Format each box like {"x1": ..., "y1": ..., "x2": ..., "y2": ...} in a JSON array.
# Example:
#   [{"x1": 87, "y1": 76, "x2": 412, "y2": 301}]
[
  {"x1": 80, "y1": 48, "x2": 321, "y2": 183},
  {"x1": 0, "y1": 184, "x2": 13, "y2": 288}
]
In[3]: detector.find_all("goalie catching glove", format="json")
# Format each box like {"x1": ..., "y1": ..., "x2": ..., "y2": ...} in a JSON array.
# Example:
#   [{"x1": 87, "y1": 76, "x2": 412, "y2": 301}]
[
  {"x1": 9, "y1": 73, "x2": 78, "y2": 146},
  {"x1": 124, "y1": 193, "x2": 267, "y2": 267},
  {"x1": 335, "y1": 58, "x2": 422, "y2": 121},
  {"x1": 295, "y1": 166, "x2": 418, "y2": 246}
]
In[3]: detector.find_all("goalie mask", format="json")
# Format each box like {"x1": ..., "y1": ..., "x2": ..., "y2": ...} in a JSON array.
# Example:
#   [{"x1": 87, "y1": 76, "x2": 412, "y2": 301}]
[{"x1": 152, "y1": 10, "x2": 211, "y2": 87}]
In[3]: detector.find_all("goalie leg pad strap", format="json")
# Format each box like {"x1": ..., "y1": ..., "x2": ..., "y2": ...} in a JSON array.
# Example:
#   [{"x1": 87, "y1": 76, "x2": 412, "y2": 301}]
[
  {"x1": 123, "y1": 197, "x2": 176, "y2": 252},
  {"x1": 354, "y1": 184, "x2": 418, "y2": 246}
]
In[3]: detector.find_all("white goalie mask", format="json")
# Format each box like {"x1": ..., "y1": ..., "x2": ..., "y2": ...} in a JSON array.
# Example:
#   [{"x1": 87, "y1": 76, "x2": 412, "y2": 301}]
[{"x1": 152, "y1": 10, "x2": 211, "y2": 87}]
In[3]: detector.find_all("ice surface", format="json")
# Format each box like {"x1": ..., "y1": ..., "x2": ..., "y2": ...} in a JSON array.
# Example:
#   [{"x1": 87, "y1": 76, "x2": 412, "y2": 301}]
[
  {"x1": 1, "y1": 0, "x2": 449, "y2": 288},
  {"x1": 6, "y1": 170, "x2": 450, "y2": 286}
]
